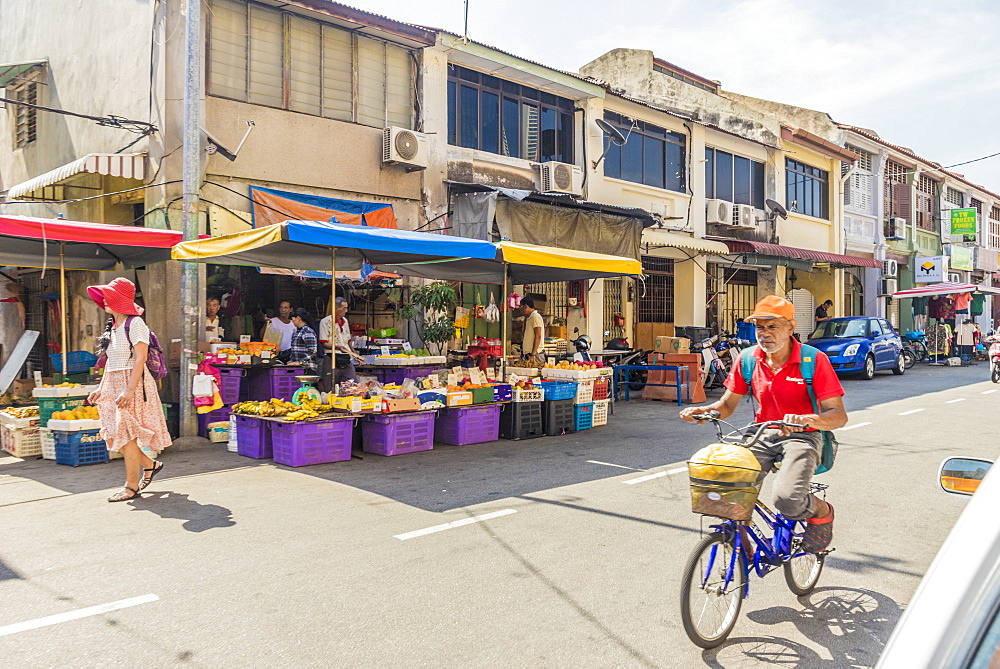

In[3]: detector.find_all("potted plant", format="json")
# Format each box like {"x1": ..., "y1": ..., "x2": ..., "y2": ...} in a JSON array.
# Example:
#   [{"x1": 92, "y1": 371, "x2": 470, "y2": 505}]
[{"x1": 420, "y1": 316, "x2": 457, "y2": 355}]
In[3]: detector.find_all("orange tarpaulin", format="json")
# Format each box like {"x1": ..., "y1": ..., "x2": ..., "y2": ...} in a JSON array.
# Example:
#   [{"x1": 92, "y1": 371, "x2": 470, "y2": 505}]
[{"x1": 250, "y1": 186, "x2": 396, "y2": 229}]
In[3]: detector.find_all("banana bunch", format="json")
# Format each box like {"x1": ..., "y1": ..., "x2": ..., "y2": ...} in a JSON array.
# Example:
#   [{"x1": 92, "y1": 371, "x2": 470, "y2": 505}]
[
  {"x1": 297, "y1": 397, "x2": 334, "y2": 414},
  {"x1": 283, "y1": 408, "x2": 321, "y2": 421},
  {"x1": 6, "y1": 406, "x2": 39, "y2": 418},
  {"x1": 233, "y1": 398, "x2": 299, "y2": 417}
]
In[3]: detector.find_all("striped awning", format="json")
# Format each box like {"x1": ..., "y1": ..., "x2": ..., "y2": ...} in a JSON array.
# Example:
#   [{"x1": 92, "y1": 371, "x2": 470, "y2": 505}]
[
  {"x1": 891, "y1": 282, "x2": 1000, "y2": 298},
  {"x1": 712, "y1": 238, "x2": 882, "y2": 268},
  {"x1": 642, "y1": 229, "x2": 730, "y2": 254},
  {"x1": 4, "y1": 153, "x2": 146, "y2": 200}
]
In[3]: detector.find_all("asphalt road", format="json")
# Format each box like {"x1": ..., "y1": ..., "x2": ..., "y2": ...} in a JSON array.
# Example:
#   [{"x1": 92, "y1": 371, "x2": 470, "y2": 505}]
[{"x1": 1, "y1": 361, "x2": 996, "y2": 668}]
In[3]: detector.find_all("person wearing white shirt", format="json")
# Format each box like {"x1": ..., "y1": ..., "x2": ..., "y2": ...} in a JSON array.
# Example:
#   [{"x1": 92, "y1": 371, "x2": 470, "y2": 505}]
[
  {"x1": 261, "y1": 300, "x2": 297, "y2": 351},
  {"x1": 320, "y1": 297, "x2": 361, "y2": 388},
  {"x1": 205, "y1": 297, "x2": 225, "y2": 341}
]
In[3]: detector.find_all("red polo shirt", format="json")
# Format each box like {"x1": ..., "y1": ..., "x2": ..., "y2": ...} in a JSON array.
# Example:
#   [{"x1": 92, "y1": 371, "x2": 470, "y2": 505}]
[{"x1": 724, "y1": 337, "x2": 844, "y2": 424}]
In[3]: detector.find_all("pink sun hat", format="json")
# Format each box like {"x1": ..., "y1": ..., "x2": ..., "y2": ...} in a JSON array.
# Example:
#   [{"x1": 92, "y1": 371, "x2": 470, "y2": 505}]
[{"x1": 87, "y1": 277, "x2": 144, "y2": 316}]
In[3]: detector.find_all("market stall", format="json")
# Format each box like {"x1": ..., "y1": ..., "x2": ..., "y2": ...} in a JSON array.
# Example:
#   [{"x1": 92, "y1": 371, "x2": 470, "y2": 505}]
[
  {"x1": 171, "y1": 221, "x2": 643, "y2": 461},
  {"x1": 0, "y1": 214, "x2": 186, "y2": 462},
  {"x1": 891, "y1": 282, "x2": 1000, "y2": 363}
]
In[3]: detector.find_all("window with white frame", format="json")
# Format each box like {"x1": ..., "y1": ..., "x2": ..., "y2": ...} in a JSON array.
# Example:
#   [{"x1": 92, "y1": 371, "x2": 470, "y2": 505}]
[
  {"x1": 8, "y1": 79, "x2": 38, "y2": 148},
  {"x1": 843, "y1": 144, "x2": 874, "y2": 214},
  {"x1": 989, "y1": 205, "x2": 1000, "y2": 250},
  {"x1": 207, "y1": 0, "x2": 414, "y2": 128},
  {"x1": 945, "y1": 186, "x2": 964, "y2": 207}
]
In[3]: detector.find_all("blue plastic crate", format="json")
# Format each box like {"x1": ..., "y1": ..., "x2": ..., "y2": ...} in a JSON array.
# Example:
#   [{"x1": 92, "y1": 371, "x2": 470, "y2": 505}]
[
  {"x1": 736, "y1": 321, "x2": 757, "y2": 343},
  {"x1": 50, "y1": 351, "x2": 99, "y2": 374},
  {"x1": 573, "y1": 402, "x2": 595, "y2": 431},
  {"x1": 539, "y1": 380, "x2": 578, "y2": 401},
  {"x1": 53, "y1": 429, "x2": 109, "y2": 466}
]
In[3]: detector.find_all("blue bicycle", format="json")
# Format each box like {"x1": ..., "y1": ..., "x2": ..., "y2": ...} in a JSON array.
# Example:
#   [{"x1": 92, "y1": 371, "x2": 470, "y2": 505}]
[{"x1": 679, "y1": 412, "x2": 830, "y2": 649}]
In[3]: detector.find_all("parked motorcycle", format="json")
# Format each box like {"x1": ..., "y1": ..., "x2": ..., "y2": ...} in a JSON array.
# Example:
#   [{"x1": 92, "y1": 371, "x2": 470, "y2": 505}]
[{"x1": 988, "y1": 335, "x2": 1000, "y2": 384}]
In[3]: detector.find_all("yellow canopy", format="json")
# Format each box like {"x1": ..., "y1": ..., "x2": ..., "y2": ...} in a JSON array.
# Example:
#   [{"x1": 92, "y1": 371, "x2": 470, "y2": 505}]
[{"x1": 497, "y1": 242, "x2": 642, "y2": 282}]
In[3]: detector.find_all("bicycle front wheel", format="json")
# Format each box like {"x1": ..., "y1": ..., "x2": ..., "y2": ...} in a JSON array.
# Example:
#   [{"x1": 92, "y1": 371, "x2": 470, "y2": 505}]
[
  {"x1": 784, "y1": 540, "x2": 825, "y2": 596},
  {"x1": 680, "y1": 532, "x2": 747, "y2": 649}
]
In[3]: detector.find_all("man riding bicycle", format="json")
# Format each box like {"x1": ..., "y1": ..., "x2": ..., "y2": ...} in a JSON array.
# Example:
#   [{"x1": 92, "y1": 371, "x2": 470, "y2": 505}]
[{"x1": 679, "y1": 295, "x2": 848, "y2": 553}]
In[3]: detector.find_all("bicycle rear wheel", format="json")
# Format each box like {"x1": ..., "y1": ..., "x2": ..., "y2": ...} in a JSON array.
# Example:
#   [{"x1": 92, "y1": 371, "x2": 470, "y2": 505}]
[
  {"x1": 902, "y1": 349, "x2": 916, "y2": 370},
  {"x1": 784, "y1": 539, "x2": 825, "y2": 596},
  {"x1": 680, "y1": 533, "x2": 747, "y2": 649}
]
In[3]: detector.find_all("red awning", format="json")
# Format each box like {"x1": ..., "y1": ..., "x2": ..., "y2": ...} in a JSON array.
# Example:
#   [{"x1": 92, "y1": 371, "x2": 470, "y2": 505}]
[
  {"x1": 714, "y1": 238, "x2": 882, "y2": 268},
  {"x1": 0, "y1": 215, "x2": 186, "y2": 270}
]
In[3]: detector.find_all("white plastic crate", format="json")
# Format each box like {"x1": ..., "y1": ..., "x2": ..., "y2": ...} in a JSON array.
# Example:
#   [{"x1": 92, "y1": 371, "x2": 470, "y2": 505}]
[
  {"x1": 592, "y1": 399, "x2": 610, "y2": 427},
  {"x1": 39, "y1": 428, "x2": 56, "y2": 460},
  {"x1": 540, "y1": 368, "x2": 601, "y2": 381},
  {"x1": 512, "y1": 387, "x2": 544, "y2": 402},
  {"x1": 575, "y1": 380, "x2": 594, "y2": 404},
  {"x1": 32, "y1": 385, "x2": 98, "y2": 398},
  {"x1": 0, "y1": 409, "x2": 40, "y2": 428},
  {"x1": 46, "y1": 418, "x2": 102, "y2": 432},
  {"x1": 1, "y1": 424, "x2": 42, "y2": 458}
]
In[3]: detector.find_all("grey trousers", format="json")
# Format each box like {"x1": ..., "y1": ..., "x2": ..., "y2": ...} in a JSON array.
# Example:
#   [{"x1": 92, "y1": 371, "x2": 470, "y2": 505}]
[{"x1": 748, "y1": 430, "x2": 822, "y2": 521}]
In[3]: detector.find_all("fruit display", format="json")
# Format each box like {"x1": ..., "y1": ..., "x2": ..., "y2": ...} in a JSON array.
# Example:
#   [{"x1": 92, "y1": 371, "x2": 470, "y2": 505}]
[
  {"x1": 232, "y1": 397, "x2": 334, "y2": 421},
  {"x1": 507, "y1": 358, "x2": 539, "y2": 369},
  {"x1": 5, "y1": 407, "x2": 38, "y2": 419},
  {"x1": 52, "y1": 406, "x2": 99, "y2": 420},
  {"x1": 543, "y1": 360, "x2": 605, "y2": 370},
  {"x1": 511, "y1": 380, "x2": 537, "y2": 391},
  {"x1": 43, "y1": 382, "x2": 85, "y2": 388}
]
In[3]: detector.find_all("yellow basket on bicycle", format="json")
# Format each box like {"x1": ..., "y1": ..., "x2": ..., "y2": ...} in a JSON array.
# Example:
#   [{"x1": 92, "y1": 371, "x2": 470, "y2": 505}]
[{"x1": 688, "y1": 443, "x2": 762, "y2": 521}]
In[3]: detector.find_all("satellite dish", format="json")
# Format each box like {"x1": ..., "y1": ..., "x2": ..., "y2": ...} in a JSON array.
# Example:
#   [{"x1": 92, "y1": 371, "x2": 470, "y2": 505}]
[
  {"x1": 596, "y1": 118, "x2": 627, "y2": 146},
  {"x1": 765, "y1": 198, "x2": 788, "y2": 220}
]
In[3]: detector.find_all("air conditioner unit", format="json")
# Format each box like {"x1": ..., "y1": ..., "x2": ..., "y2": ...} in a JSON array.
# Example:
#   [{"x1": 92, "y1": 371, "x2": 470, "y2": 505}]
[
  {"x1": 734, "y1": 204, "x2": 755, "y2": 228},
  {"x1": 885, "y1": 217, "x2": 907, "y2": 240},
  {"x1": 882, "y1": 259, "x2": 898, "y2": 278},
  {"x1": 706, "y1": 199, "x2": 734, "y2": 225},
  {"x1": 382, "y1": 127, "x2": 428, "y2": 170},
  {"x1": 538, "y1": 161, "x2": 583, "y2": 195},
  {"x1": 948, "y1": 273, "x2": 962, "y2": 283},
  {"x1": 880, "y1": 278, "x2": 898, "y2": 296}
]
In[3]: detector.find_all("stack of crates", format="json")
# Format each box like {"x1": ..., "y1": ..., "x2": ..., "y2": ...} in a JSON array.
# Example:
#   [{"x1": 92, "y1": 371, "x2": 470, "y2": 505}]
[
  {"x1": 0, "y1": 409, "x2": 41, "y2": 458},
  {"x1": 198, "y1": 367, "x2": 251, "y2": 438},
  {"x1": 539, "y1": 381, "x2": 577, "y2": 437}
]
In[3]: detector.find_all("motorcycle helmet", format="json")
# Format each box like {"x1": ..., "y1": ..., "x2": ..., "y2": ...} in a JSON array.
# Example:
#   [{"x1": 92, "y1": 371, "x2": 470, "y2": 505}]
[
  {"x1": 606, "y1": 337, "x2": 630, "y2": 351},
  {"x1": 573, "y1": 334, "x2": 593, "y2": 351}
]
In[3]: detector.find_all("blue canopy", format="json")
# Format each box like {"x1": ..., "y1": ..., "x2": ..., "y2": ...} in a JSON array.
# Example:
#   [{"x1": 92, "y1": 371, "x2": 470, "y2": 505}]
[{"x1": 172, "y1": 219, "x2": 498, "y2": 271}]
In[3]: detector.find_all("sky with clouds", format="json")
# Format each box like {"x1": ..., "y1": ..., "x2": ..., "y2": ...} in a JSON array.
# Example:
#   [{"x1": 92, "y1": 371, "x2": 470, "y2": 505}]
[{"x1": 348, "y1": 0, "x2": 1000, "y2": 191}]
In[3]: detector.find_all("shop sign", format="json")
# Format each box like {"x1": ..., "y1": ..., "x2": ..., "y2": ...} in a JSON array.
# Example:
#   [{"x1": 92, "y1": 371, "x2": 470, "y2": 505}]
[
  {"x1": 915, "y1": 255, "x2": 947, "y2": 283},
  {"x1": 950, "y1": 208, "x2": 978, "y2": 236},
  {"x1": 950, "y1": 245, "x2": 974, "y2": 271}
]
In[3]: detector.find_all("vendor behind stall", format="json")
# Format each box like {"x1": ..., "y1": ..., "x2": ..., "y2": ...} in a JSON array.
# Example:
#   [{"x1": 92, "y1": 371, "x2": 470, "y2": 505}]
[
  {"x1": 278, "y1": 307, "x2": 319, "y2": 374},
  {"x1": 205, "y1": 297, "x2": 225, "y2": 342},
  {"x1": 262, "y1": 300, "x2": 296, "y2": 351},
  {"x1": 320, "y1": 297, "x2": 362, "y2": 388},
  {"x1": 520, "y1": 296, "x2": 545, "y2": 366}
]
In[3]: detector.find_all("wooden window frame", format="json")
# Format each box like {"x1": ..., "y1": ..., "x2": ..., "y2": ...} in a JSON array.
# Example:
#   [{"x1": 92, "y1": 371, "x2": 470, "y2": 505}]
[{"x1": 9, "y1": 80, "x2": 38, "y2": 149}]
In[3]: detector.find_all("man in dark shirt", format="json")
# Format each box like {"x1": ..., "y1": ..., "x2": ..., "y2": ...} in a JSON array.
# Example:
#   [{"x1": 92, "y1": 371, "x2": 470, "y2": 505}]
[{"x1": 815, "y1": 299, "x2": 834, "y2": 323}]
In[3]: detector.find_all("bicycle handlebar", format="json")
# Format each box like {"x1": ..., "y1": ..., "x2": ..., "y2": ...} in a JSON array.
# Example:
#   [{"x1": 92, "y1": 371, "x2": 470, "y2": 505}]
[{"x1": 691, "y1": 411, "x2": 810, "y2": 447}]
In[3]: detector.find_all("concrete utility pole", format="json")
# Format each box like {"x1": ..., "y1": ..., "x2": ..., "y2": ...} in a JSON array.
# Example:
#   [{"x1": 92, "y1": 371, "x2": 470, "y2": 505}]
[{"x1": 179, "y1": 0, "x2": 202, "y2": 438}]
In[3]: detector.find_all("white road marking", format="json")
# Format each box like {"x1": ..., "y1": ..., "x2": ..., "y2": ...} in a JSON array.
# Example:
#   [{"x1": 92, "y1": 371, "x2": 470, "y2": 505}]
[
  {"x1": 586, "y1": 460, "x2": 640, "y2": 471},
  {"x1": 837, "y1": 422, "x2": 872, "y2": 431},
  {"x1": 898, "y1": 409, "x2": 926, "y2": 416},
  {"x1": 945, "y1": 398, "x2": 966, "y2": 404},
  {"x1": 624, "y1": 471, "x2": 668, "y2": 485},
  {"x1": 666, "y1": 467, "x2": 688, "y2": 475},
  {"x1": 982, "y1": 389, "x2": 998, "y2": 395},
  {"x1": 394, "y1": 509, "x2": 517, "y2": 541},
  {"x1": 0, "y1": 594, "x2": 159, "y2": 638}
]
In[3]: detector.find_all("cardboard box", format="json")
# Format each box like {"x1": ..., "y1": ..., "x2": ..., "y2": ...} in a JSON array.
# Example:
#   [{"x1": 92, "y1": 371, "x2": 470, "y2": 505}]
[
  {"x1": 635, "y1": 323, "x2": 674, "y2": 352},
  {"x1": 548, "y1": 325, "x2": 567, "y2": 340},
  {"x1": 168, "y1": 341, "x2": 213, "y2": 367},
  {"x1": 654, "y1": 336, "x2": 691, "y2": 354},
  {"x1": 384, "y1": 398, "x2": 421, "y2": 413},
  {"x1": 11, "y1": 378, "x2": 49, "y2": 397}
]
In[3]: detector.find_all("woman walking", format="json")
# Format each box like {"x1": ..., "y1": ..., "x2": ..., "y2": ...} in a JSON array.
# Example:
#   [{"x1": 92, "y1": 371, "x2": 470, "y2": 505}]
[{"x1": 86, "y1": 278, "x2": 172, "y2": 502}]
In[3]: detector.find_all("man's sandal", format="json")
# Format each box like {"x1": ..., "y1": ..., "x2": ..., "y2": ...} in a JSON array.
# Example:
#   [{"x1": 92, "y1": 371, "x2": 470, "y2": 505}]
[
  {"x1": 801, "y1": 503, "x2": 834, "y2": 553},
  {"x1": 138, "y1": 461, "x2": 164, "y2": 491},
  {"x1": 108, "y1": 486, "x2": 141, "y2": 503}
]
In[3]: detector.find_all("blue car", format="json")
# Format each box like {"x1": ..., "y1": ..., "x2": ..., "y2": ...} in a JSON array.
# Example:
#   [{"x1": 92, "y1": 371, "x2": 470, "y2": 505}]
[{"x1": 806, "y1": 316, "x2": 906, "y2": 380}]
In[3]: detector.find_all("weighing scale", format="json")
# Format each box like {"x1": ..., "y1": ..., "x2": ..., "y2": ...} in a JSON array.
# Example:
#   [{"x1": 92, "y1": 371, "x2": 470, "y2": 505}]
[{"x1": 291, "y1": 375, "x2": 322, "y2": 404}]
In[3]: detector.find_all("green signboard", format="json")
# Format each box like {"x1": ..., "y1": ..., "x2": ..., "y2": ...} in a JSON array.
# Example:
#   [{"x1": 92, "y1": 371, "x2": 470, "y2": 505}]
[{"x1": 950, "y1": 208, "x2": 978, "y2": 235}]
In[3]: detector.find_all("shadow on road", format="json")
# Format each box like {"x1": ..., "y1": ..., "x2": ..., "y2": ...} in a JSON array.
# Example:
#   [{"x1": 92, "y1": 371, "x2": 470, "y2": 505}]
[
  {"x1": 127, "y1": 490, "x2": 236, "y2": 532},
  {"x1": 702, "y1": 587, "x2": 901, "y2": 667},
  {"x1": 0, "y1": 557, "x2": 21, "y2": 581}
]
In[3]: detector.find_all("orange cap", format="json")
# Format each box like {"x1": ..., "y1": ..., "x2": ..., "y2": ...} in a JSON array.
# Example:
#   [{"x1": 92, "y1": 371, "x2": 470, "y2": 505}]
[{"x1": 745, "y1": 295, "x2": 795, "y2": 321}]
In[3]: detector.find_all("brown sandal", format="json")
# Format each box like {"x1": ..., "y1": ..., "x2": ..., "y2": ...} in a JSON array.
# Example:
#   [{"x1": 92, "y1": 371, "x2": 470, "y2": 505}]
[{"x1": 108, "y1": 486, "x2": 141, "y2": 503}]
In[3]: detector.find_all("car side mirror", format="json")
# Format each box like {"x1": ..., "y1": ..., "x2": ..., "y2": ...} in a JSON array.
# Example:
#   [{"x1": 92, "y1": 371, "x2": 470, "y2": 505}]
[{"x1": 939, "y1": 457, "x2": 993, "y2": 495}]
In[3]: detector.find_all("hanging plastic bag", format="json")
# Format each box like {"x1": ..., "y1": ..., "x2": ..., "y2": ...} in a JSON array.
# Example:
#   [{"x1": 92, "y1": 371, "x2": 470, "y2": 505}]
[
  {"x1": 454, "y1": 306, "x2": 470, "y2": 329},
  {"x1": 507, "y1": 292, "x2": 521, "y2": 310},
  {"x1": 473, "y1": 289, "x2": 485, "y2": 319},
  {"x1": 484, "y1": 292, "x2": 500, "y2": 323}
]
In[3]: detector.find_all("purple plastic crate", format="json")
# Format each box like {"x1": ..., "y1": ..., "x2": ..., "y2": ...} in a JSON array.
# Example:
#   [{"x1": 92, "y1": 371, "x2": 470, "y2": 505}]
[
  {"x1": 198, "y1": 407, "x2": 231, "y2": 437},
  {"x1": 378, "y1": 368, "x2": 407, "y2": 385},
  {"x1": 219, "y1": 368, "x2": 246, "y2": 405},
  {"x1": 271, "y1": 418, "x2": 355, "y2": 467},
  {"x1": 404, "y1": 365, "x2": 438, "y2": 380},
  {"x1": 435, "y1": 404, "x2": 501, "y2": 445},
  {"x1": 362, "y1": 411, "x2": 436, "y2": 456},
  {"x1": 234, "y1": 414, "x2": 272, "y2": 459},
  {"x1": 248, "y1": 366, "x2": 302, "y2": 402}
]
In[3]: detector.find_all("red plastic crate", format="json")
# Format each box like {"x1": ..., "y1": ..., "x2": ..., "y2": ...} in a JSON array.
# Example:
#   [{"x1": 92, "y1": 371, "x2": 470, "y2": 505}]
[
  {"x1": 362, "y1": 412, "x2": 435, "y2": 456},
  {"x1": 435, "y1": 404, "x2": 501, "y2": 445},
  {"x1": 271, "y1": 418, "x2": 354, "y2": 467},
  {"x1": 593, "y1": 378, "x2": 610, "y2": 401}
]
